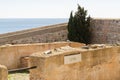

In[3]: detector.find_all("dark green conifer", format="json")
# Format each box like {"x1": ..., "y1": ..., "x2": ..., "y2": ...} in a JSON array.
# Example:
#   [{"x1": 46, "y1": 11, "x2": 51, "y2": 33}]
[
  {"x1": 68, "y1": 12, "x2": 77, "y2": 41},
  {"x1": 67, "y1": 4, "x2": 91, "y2": 44}
]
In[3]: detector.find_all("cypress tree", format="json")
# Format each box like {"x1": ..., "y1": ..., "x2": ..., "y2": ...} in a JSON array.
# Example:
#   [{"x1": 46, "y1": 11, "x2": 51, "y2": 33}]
[
  {"x1": 68, "y1": 12, "x2": 77, "y2": 41},
  {"x1": 67, "y1": 4, "x2": 91, "y2": 44}
]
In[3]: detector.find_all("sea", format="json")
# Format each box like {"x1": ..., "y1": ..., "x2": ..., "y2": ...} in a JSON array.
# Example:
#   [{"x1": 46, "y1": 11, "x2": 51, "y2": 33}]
[{"x1": 0, "y1": 18, "x2": 68, "y2": 34}]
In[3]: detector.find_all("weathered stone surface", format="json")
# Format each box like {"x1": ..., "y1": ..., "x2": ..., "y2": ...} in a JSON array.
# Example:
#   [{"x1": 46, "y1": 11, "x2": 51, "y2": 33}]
[
  {"x1": 91, "y1": 19, "x2": 120, "y2": 44},
  {"x1": 0, "y1": 65, "x2": 8, "y2": 80},
  {"x1": 0, "y1": 19, "x2": 120, "y2": 45},
  {"x1": 29, "y1": 46, "x2": 120, "y2": 80},
  {"x1": 20, "y1": 56, "x2": 30, "y2": 68},
  {"x1": 0, "y1": 42, "x2": 84, "y2": 69},
  {"x1": 0, "y1": 23, "x2": 68, "y2": 45}
]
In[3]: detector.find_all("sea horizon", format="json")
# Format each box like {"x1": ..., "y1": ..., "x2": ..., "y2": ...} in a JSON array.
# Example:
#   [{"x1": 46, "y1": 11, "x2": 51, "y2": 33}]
[{"x1": 0, "y1": 18, "x2": 68, "y2": 34}]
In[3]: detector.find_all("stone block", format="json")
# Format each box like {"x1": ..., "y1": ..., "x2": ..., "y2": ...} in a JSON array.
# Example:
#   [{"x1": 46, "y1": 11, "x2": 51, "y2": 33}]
[
  {"x1": 29, "y1": 49, "x2": 82, "y2": 80},
  {"x1": 29, "y1": 45, "x2": 120, "y2": 80},
  {"x1": 0, "y1": 65, "x2": 8, "y2": 80},
  {"x1": 20, "y1": 56, "x2": 30, "y2": 67}
]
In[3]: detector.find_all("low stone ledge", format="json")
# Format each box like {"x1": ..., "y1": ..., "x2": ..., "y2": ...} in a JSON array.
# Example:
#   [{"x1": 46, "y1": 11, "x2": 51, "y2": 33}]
[
  {"x1": 29, "y1": 45, "x2": 120, "y2": 80},
  {"x1": 0, "y1": 65, "x2": 8, "y2": 80}
]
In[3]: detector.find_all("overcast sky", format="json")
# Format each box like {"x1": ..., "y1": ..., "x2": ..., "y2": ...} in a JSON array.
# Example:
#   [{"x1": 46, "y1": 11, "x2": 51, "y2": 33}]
[{"x1": 0, "y1": 0, "x2": 120, "y2": 18}]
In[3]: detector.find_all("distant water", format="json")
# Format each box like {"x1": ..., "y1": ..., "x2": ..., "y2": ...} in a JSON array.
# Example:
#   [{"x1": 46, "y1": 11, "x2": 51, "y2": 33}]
[{"x1": 0, "y1": 18, "x2": 68, "y2": 34}]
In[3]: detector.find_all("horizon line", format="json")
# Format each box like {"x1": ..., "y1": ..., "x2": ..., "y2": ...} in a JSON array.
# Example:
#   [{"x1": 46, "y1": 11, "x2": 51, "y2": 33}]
[{"x1": 0, "y1": 17, "x2": 69, "y2": 19}]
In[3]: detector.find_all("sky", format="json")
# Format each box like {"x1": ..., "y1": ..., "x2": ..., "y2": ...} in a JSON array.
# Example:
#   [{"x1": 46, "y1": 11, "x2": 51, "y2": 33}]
[{"x1": 0, "y1": 0, "x2": 120, "y2": 18}]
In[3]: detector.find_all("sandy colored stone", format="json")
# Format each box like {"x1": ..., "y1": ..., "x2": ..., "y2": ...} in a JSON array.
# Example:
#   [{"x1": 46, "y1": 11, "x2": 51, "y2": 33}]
[
  {"x1": 0, "y1": 23, "x2": 68, "y2": 45},
  {"x1": 0, "y1": 65, "x2": 8, "y2": 80},
  {"x1": 0, "y1": 19, "x2": 120, "y2": 45},
  {"x1": 29, "y1": 46, "x2": 120, "y2": 80},
  {"x1": 0, "y1": 42, "x2": 84, "y2": 69}
]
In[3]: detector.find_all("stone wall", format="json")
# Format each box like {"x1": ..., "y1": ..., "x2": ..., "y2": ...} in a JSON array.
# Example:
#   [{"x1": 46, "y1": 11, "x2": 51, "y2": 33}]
[
  {"x1": 29, "y1": 45, "x2": 120, "y2": 80},
  {"x1": 0, "y1": 19, "x2": 120, "y2": 45},
  {"x1": 91, "y1": 19, "x2": 120, "y2": 44},
  {"x1": 0, "y1": 65, "x2": 8, "y2": 80},
  {"x1": 0, "y1": 23, "x2": 68, "y2": 45},
  {"x1": 0, "y1": 42, "x2": 85, "y2": 69}
]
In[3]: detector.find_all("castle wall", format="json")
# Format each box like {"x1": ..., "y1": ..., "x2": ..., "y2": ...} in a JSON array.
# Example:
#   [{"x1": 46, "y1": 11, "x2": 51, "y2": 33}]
[
  {"x1": 0, "y1": 42, "x2": 84, "y2": 69},
  {"x1": 0, "y1": 23, "x2": 68, "y2": 45},
  {"x1": 91, "y1": 19, "x2": 120, "y2": 44},
  {"x1": 0, "y1": 19, "x2": 120, "y2": 45},
  {"x1": 29, "y1": 46, "x2": 120, "y2": 80}
]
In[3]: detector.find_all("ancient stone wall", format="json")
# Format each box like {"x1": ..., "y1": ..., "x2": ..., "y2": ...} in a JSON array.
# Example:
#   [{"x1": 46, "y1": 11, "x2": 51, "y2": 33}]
[
  {"x1": 91, "y1": 19, "x2": 120, "y2": 44},
  {"x1": 29, "y1": 45, "x2": 120, "y2": 80},
  {"x1": 0, "y1": 42, "x2": 84, "y2": 69},
  {"x1": 0, "y1": 65, "x2": 8, "y2": 80},
  {"x1": 0, "y1": 19, "x2": 120, "y2": 45},
  {"x1": 0, "y1": 23, "x2": 68, "y2": 45}
]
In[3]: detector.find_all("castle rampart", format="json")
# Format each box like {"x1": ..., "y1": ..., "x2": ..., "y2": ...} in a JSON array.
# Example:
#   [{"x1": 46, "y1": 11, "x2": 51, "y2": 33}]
[
  {"x1": 0, "y1": 23, "x2": 68, "y2": 45},
  {"x1": 0, "y1": 18, "x2": 120, "y2": 45},
  {"x1": 91, "y1": 19, "x2": 120, "y2": 44}
]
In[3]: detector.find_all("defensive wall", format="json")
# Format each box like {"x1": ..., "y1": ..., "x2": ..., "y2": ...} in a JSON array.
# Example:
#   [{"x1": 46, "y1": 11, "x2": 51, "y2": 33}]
[
  {"x1": 0, "y1": 42, "x2": 120, "y2": 80},
  {"x1": 0, "y1": 42, "x2": 84, "y2": 69},
  {"x1": 30, "y1": 44, "x2": 120, "y2": 80},
  {"x1": 0, "y1": 23, "x2": 68, "y2": 45},
  {"x1": 30, "y1": 46, "x2": 120, "y2": 80},
  {"x1": 91, "y1": 19, "x2": 120, "y2": 44},
  {"x1": 0, "y1": 18, "x2": 120, "y2": 45}
]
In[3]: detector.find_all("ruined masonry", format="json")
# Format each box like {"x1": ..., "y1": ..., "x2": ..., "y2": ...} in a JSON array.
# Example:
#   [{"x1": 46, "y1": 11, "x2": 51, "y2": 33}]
[
  {"x1": 0, "y1": 65, "x2": 8, "y2": 80},
  {"x1": 0, "y1": 42, "x2": 120, "y2": 80},
  {"x1": 0, "y1": 19, "x2": 120, "y2": 45},
  {"x1": 29, "y1": 44, "x2": 120, "y2": 80}
]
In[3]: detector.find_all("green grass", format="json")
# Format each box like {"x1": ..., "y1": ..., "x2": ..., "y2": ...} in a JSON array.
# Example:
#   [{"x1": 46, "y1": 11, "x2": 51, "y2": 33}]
[{"x1": 8, "y1": 71, "x2": 29, "y2": 80}]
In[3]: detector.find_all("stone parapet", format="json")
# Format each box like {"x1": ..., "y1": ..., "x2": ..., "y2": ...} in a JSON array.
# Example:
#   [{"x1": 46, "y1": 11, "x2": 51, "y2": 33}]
[
  {"x1": 29, "y1": 45, "x2": 120, "y2": 80},
  {"x1": 0, "y1": 42, "x2": 84, "y2": 69}
]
